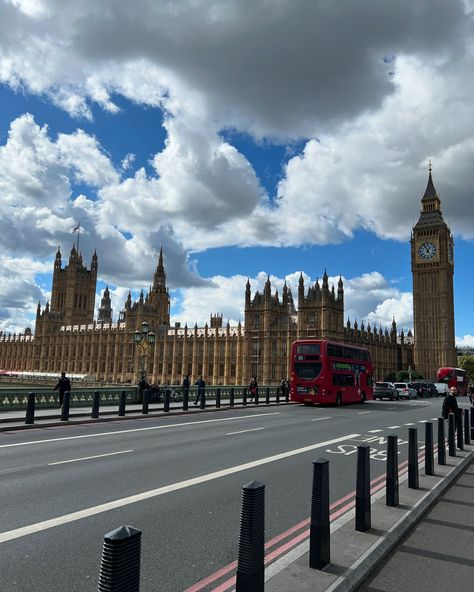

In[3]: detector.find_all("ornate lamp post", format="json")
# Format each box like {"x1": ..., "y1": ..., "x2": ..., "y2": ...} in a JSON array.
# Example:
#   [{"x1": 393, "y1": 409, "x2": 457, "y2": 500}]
[
  {"x1": 133, "y1": 321, "x2": 156, "y2": 381},
  {"x1": 408, "y1": 365, "x2": 412, "y2": 382}
]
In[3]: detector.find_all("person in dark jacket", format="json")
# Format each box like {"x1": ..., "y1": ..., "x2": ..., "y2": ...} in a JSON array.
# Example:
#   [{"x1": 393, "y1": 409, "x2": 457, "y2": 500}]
[
  {"x1": 442, "y1": 386, "x2": 460, "y2": 419},
  {"x1": 194, "y1": 376, "x2": 206, "y2": 405},
  {"x1": 249, "y1": 377, "x2": 258, "y2": 402},
  {"x1": 182, "y1": 375, "x2": 190, "y2": 400},
  {"x1": 138, "y1": 374, "x2": 150, "y2": 403},
  {"x1": 53, "y1": 372, "x2": 71, "y2": 408}
]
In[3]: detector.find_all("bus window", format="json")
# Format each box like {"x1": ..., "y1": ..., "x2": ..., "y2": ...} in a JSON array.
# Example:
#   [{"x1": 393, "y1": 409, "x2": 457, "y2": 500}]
[{"x1": 294, "y1": 362, "x2": 322, "y2": 380}]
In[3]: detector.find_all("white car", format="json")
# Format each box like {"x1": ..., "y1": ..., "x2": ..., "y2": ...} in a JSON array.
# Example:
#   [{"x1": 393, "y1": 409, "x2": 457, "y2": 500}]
[
  {"x1": 434, "y1": 382, "x2": 448, "y2": 396},
  {"x1": 394, "y1": 382, "x2": 417, "y2": 399}
]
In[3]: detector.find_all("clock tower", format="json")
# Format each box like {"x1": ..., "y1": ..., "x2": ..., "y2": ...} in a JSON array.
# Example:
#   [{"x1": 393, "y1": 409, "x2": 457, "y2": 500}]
[{"x1": 411, "y1": 164, "x2": 456, "y2": 379}]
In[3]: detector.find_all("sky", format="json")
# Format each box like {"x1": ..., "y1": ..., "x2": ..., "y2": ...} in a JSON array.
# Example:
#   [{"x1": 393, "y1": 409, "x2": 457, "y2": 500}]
[{"x1": 0, "y1": 0, "x2": 473, "y2": 346}]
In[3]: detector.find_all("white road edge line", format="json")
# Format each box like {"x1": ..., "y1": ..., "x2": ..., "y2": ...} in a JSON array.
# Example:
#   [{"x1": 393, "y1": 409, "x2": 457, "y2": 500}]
[
  {"x1": 48, "y1": 450, "x2": 134, "y2": 466},
  {"x1": 226, "y1": 428, "x2": 265, "y2": 436},
  {"x1": 0, "y1": 412, "x2": 280, "y2": 449},
  {"x1": 357, "y1": 412, "x2": 371, "y2": 415},
  {"x1": 0, "y1": 433, "x2": 360, "y2": 545},
  {"x1": 367, "y1": 429, "x2": 383, "y2": 433},
  {"x1": 311, "y1": 417, "x2": 332, "y2": 422}
]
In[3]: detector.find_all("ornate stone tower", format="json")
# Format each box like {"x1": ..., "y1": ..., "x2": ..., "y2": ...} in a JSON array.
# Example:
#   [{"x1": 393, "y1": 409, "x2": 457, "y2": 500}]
[
  {"x1": 411, "y1": 164, "x2": 456, "y2": 379},
  {"x1": 97, "y1": 286, "x2": 113, "y2": 324},
  {"x1": 49, "y1": 245, "x2": 98, "y2": 326}
]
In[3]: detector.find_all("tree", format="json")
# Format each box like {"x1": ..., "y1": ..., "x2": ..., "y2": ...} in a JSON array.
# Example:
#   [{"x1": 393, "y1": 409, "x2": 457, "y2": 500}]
[{"x1": 459, "y1": 354, "x2": 474, "y2": 379}]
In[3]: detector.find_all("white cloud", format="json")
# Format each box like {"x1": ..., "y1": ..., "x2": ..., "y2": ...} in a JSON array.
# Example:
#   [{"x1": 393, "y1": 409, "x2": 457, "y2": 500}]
[{"x1": 456, "y1": 335, "x2": 474, "y2": 348}]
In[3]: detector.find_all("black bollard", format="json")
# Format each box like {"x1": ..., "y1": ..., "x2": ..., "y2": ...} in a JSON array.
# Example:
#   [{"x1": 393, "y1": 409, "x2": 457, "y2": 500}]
[
  {"x1": 408, "y1": 427, "x2": 419, "y2": 489},
  {"x1": 265, "y1": 387, "x2": 270, "y2": 404},
  {"x1": 464, "y1": 407, "x2": 470, "y2": 445},
  {"x1": 91, "y1": 391, "x2": 100, "y2": 419},
  {"x1": 236, "y1": 481, "x2": 265, "y2": 592},
  {"x1": 276, "y1": 388, "x2": 280, "y2": 404},
  {"x1": 285, "y1": 386, "x2": 289, "y2": 403},
  {"x1": 425, "y1": 422, "x2": 434, "y2": 476},
  {"x1": 355, "y1": 444, "x2": 371, "y2": 532},
  {"x1": 437, "y1": 418, "x2": 446, "y2": 466},
  {"x1": 164, "y1": 389, "x2": 170, "y2": 412},
  {"x1": 471, "y1": 407, "x2": 474, "y2": 441},
  {"x1": 199, "y1": 389, "x2": 206, "y2": 409},
  {"x1": 230, "y1": 387, "x2": 235, "y2": 407},
  {"x1": 448, "y1": 413, "x2": 456, "y2": 457},
  {"x1": 216, "y1": 387, "x2": 221, "y2": 408},
  {"x1": 25, "y1": 392, "x2": 35, "y2": 425},
  {"x1": 242, "y1": 388, "x2": 247, "y2": 406},
  {"x1": 118, "y1": 390, "x2": 126, "y2": 417},
  {"x1": 456, "y1": 411, "x2": 464, "y2": 450},
  {"x1": 254, "y1": 387, "x2": 259, "y2": 405},
  {"x1": 97, "y1": 525, "x2": 141, "y2": 592},
  {"x1": 142, "y1": 389, "x2": 149, "y2": 415},
  {"x1": 61, "y1": 391, "x2": 70, "y2": 421},
  {"x1": 183, "y1": 388, "x2": 189, "y2": 411},
  {"x1": 309, "y1": 458, "x2": 330, "y2": 569},
  {"x1": 386, "y1": 434, "x2": 399, "y2": 507}
]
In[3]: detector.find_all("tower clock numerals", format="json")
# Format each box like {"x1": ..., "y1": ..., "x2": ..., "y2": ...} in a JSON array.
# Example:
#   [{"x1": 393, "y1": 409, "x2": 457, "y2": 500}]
[{"x1": 418, "y1": 241, "x2": 437, "y2": 260}]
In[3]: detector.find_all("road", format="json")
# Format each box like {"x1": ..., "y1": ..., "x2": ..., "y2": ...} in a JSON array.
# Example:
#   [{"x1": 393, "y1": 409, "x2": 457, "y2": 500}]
[{"x1": 0, "y1": 397, "x2": 464, "y2": 591}]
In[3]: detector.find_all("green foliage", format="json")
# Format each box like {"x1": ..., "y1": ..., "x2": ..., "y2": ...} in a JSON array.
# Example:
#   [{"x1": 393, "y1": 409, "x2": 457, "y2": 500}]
[
  {"x1": 384, "y1": 369, "x2": 424, "y2": 382},
  {"x1": 458, "y1": 354, "x2": 474, "y2": 378}
]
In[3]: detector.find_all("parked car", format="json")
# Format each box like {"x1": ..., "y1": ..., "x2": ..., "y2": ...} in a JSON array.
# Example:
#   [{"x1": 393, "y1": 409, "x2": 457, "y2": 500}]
[
  {"x1": 434, "y1": 382, "x2": 449, "y2": 396},
  {"x1": 394, "y1": 382, "x2": 417, "y2": 399},
  {"x1": 373, "y1": 382, "x2": 400, "y2": 400},
  {"x1": 411, "y1": 381, "x2": 436, "y2": 398}
]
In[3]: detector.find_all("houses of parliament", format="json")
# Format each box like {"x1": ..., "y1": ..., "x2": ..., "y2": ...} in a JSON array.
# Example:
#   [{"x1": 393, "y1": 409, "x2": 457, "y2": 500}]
[{"x1": 0, "y1": 169, "x2": 457, "y2": 384}]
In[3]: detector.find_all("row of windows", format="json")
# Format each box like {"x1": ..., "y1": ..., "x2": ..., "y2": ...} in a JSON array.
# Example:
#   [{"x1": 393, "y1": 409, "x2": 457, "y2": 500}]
[{"x1": 327, "y1": 343, "x2": 371, "y2": 361}]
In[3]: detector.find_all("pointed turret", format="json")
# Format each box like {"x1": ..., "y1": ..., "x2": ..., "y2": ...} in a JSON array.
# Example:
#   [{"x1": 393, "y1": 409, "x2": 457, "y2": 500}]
[
  {"x1": 322, "y1": 269, "x2": 329, "y2": 290},
  {"x1": 55, "y1": 247, "x2": 62, "y2": 270},
  {"x1": 298, "y1": 272, "x2": 304, "y2": 304},
  {"x1": 152, "y1": 246, "x2": 167, "y2": 293},
  {"x1": 337, "y1": 275, "x2": 344, "y2": 301},
  {"x1": 245, "y1": 278, "x2": 251, "y2": 307},
  {"x1": 91, "y1": 249, "x2": 98, "y2": 271},
  {"x1": 420, "y1": 161, "x2": 442, "y2": 214},
  {"x1": 98, "y1": 285, "x2": 113, "y2": 324}
]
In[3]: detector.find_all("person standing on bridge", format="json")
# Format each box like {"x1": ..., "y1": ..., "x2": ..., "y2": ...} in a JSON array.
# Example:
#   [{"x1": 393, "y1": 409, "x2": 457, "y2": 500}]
[
  {"x1": 194, "y1": 376, "x2": 206, "y2": 405},
  {"x1": 249, "y1": 376, "x2": 258, "y2": 402},
  {"x1": 53, "y1": 372, "x2": 71, "y2": 408},
  {"x1": 182, "y1": 374, "x2": 190, "y2": 400},
  {"x1": 442, "y1": 386, "x2": 460, "y2": 420}
]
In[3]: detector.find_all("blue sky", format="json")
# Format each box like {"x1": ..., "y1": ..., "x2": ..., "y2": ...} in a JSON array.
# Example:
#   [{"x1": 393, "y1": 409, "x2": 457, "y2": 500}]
[{"x1": 0, "y1": 1, "x2": 472, "y2": 346}]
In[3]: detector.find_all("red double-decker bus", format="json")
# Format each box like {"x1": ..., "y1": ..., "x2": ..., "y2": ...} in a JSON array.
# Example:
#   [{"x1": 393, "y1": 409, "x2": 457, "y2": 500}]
[
  {"x1": 290, "y1": 340, "x2": 373, "y2": 406},
  {"x1": 436, "y1": 367, "x2": 468, "y2": 397}
]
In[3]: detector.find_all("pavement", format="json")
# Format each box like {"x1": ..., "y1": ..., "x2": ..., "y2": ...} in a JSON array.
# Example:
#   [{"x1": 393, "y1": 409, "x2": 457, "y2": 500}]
[{"x1": 266, "y1": 436, "x2": 473, "y2": 592}]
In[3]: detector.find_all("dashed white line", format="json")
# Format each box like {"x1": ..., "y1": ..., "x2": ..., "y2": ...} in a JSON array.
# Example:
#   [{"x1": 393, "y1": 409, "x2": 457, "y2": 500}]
[
  {"x1": 367, "y1": 429, "x2": 383, "y2": 433},
  {"x1": 311, "y1": 417, "x2": 332, "y2": 421},
  {"x1": 48, "y1": 450, "x2": 133, "y2": 466},
  {"x1": 404, "y1": 423, "x2": 415, "y2": 426},
  {"x1": 387, "y1": 426, "x2": 400, "y2": 429},
  {"x1": 226, "y1": 427, "x2": 265, "y2": 436},
  {"x1": 357, "y1": 411, "x2": 371, "y2": 415}
]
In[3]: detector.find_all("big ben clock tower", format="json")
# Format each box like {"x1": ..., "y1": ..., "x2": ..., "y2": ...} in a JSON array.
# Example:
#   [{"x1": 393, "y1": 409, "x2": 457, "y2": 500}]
[{"x1": 411, "y1": 163, "x2": 457, "y2": 379}]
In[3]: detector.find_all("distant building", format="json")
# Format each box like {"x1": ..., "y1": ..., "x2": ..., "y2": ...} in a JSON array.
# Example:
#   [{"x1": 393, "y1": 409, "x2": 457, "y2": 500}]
[{"x1": 0, "y1": 169, "x2": 456, "y2": 384}]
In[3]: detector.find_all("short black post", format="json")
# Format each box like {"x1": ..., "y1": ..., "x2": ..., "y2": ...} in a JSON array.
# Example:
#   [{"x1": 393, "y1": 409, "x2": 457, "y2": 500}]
[
  {"x1": 464, "y1": 407, "x2": 470, "y2": 445},
  {"x1": 254, "y1": 387, "x2": 259, "y2": 405},
  {"x1": 183, "y1": 388, "x2": 189, "y2": 411},
  {"x1": 91, "y1": 391, "x2": 100, "y2": 419},
  {"x1": 425, "y1": 422, "x2": 434, "y2": 476},
  {"x1": 216, "y1": 387, "x2": 221, "y2": 408},
  {"x1": 448, "y1": 413, "x2": 456, "y2": 456},
  {"x1": 118, "y1": 390, "x2": 126, "y2": 417},
  {"x1": 199, "y1": 389, "x2": 206, "y2": 409},
  {"x1": 437, "y1": 417, "x2": 446, "y2": 465},
  {"x1": 61, "y1": 391, "x2": 70, "y2": 421},
  {"x1": 164, "y1": 389, "x2": 170, "y2": 412},
  {"x1": 141, "y1": 389, "x2": 149, "y2": 415},
  {"x1": 355, "y1": 444, "x2": 371, "y2": 532},
  {"x1": 309, "y1": 458, "x2": 330, "y2": 569},
  {"x1": 265, "y1": 387, "x2": 270, "y2": 404},
  {"x1": 236, "y1": 481, "x2": 265, "y2": 592},
  {"x1": 97, "y1": 525, "x2": 141, "y2": 592},
  {"x1": 285, "y1": 385, "x2": 289, "y2": 402},
  {"x1": 456, "y1": 411, "x2": 464, "y2": 450},
  {"x1": 408, "y1": 427, "x2": 419, "y2": 489},
  {"x1": 276, "y1": 388, "x2": 280, "y2": 404},
  {"x1": 25, "y1": 392, "x2": 35, "y2": 425},
  {"x1": 386, "y1": 434, "x2": 399, "y2": 507},
  {"x1": 471, "y1": 407, "x2": 474, "y2": 441},
  {"x1": 230, "y1": 387, "x2": 235, "y2": 407},
  {"x1": 242, "y1": 388, "x2": 247, "y2": 406}
]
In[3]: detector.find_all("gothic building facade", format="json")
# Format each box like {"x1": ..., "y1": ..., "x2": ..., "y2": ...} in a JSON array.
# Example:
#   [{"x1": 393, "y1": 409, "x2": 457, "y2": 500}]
[{"x1": 0, "y1": 170, "x2": 456, "y2": 385}]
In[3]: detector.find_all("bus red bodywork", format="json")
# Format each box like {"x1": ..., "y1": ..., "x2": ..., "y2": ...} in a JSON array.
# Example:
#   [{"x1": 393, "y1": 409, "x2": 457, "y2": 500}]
[
  {"x1": 290, "y1": 339, "x2": 373, "y2": 405},
  {"x1": 436, "y1": 367, "x2": 468, "y2": 396}
]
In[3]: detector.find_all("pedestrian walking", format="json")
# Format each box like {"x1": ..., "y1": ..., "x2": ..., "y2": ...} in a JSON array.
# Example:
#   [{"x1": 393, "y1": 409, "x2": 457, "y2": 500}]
[
  {"x1": 138, "y1": 373, "x2": 150, "y2": 403},
  {"x1": 249, "y1": 376, "x2": 258, "y2": 402},
  {"x1": 280, "y1": 378, "x2": 287, "y2": 400},
  {"x1": 194, "y1": 376, "x2": 206, "y2": 405},
  {"x1": 442, "y1": 386, "x2": 460, "y2": 419},
  {"x1": 53, "y1": 371, "x2": 71, "y2": 408}
]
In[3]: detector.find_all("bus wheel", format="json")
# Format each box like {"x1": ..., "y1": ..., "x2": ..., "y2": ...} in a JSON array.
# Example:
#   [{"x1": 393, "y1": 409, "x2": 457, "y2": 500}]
[{"x1": 336, "y1": 393, "x2": 342, "y2": 407}]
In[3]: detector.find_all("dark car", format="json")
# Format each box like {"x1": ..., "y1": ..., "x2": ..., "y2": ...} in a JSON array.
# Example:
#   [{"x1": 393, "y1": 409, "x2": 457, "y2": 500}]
[
  {"x1": 412, "y1": 381, "x2": 437, "y2": 398},
  {"x1": 373, "y1": 382, "x2": 399, "y2": 401}
]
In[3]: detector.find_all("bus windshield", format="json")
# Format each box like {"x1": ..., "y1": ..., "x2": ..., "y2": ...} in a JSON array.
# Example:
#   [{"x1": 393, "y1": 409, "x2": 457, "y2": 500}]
[{"x1": 293, "y1": 362, "x2": 322, "y2": 380}]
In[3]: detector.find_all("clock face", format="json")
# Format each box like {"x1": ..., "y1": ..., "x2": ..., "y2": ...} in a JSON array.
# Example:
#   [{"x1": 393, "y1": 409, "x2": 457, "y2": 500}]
[{"x1": 418, "y1": 241, "x2": 437, "y2": 260}]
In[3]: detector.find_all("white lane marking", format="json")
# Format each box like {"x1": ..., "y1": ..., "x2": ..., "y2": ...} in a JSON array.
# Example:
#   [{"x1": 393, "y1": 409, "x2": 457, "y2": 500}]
[
  {"x1": 311, "y1": 417, "x2": 332, "y2": 421},
  {"x1": 357, "y1": 411, "x2": 371, "y2": 415},
  {"x1": 404, "y1": 423, "x2": 415, "y2": 425},
  {"x1": 367, "y1": 429, "x2": 383, "y2": 433},
  {"x1": 419, "y1": 420, "x2": 428, "y2": 423},
  {"x1": 0, "y1": 433, "x2": 360, "y2": 544},
  {"x1": 226, "y1": 427, "x2": 264, "y2": 436},
  {"x1": 0, "y1": 413, "x2": 280, "y2": 449},
  {"x1": 387, "y1": 426, "x2": 400, "y2": 429},
  {"x1": 48, "y1": 450, "x2": 133, "y2": 466}
]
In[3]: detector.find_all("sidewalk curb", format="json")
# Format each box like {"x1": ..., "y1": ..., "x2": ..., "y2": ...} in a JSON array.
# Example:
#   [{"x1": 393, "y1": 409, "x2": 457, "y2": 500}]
[
  {"x1": 0, "y1": 402, "x2": 290, "y2": 432},
  {"x1": 327, "y1": 448, "x2": 473, "y2": 592}
]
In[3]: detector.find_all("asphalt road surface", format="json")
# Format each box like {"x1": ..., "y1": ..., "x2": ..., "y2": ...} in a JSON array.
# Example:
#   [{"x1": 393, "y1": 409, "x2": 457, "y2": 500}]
[{"x1": 0, "y1": 397, "x2": 466, "y2": 591}]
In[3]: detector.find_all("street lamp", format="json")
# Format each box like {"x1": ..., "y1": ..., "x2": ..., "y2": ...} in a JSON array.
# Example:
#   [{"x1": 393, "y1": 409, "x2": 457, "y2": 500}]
[
  {"x1": 133, "y1": 321, "x2": 156, "y2": 381},
  {"x1": 408, "y1": 365, "x2": 412, "y2": 382}
]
